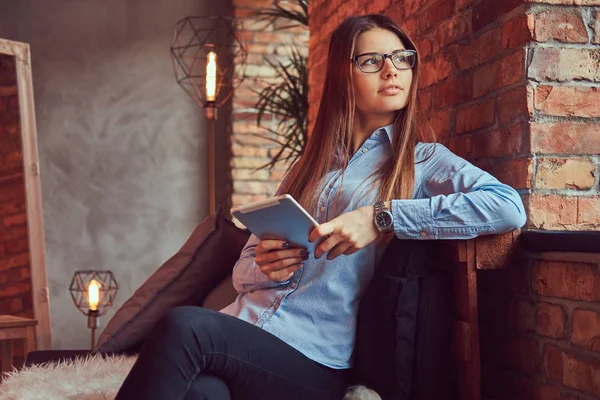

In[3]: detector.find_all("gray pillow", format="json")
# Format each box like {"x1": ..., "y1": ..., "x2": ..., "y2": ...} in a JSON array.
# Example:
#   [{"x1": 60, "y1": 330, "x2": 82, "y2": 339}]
[{"x1": 95, "y1": 207, "x2": 250, "y2": 353}]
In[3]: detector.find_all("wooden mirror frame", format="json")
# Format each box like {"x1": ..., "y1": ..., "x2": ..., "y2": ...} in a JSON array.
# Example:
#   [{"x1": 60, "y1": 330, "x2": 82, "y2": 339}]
[{"x1": 0, "y1": 38, "x2": 51, "y2": 349}]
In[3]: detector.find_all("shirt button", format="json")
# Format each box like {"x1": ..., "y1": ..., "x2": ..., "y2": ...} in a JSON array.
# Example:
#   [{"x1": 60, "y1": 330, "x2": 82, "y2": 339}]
[
  {"x1": 274, "y1": 303, "x2": 279, "y2": 311},
  {"x1": 320, "y1": 206, "x2": 325, "y2": 212},
  {"x1": 362, "y1": 148, "x2": 368, "y2": 153},
  {"x1": 420, "y1": 231, "x2": 427, "y2": 238}
]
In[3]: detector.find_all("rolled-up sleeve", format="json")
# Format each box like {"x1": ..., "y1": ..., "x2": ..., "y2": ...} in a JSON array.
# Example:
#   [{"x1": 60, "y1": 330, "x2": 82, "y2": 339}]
[
  {"x1": 231, "y1": 170, "x2": 295, "y2": 294},
  {"x1": 392, "y1": 144, "x2": 527, "y2": 240}
]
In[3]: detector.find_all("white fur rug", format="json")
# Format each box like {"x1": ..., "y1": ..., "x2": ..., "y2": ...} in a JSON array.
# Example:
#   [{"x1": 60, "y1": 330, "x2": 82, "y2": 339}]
[{"x1": 0, "y1": 354, "x2": 137, "y2": 400}]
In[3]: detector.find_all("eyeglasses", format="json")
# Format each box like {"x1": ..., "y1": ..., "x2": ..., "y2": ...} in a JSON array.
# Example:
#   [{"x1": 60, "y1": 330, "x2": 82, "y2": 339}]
[{"x1": 352, "y1": 49, "x2": 417, "y2": 73}]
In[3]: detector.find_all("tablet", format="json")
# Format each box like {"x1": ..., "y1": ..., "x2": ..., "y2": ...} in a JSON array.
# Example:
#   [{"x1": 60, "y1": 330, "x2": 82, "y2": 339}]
[{"x1": 231, "y1": 194, "x2": 320, "y2": 254}]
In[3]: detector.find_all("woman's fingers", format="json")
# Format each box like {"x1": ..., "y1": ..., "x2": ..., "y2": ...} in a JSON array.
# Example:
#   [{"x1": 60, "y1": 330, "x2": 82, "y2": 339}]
[
  {"x1": 327, "y1": 242, "x2": 354, "y2": 260},
  {"x1": 256, "y1": 239, "x2": 290, "y2": 253},
  {"x1": 256, "y1": 248, "x2": 308, "y2": 266},
  {"x1": 266, "y1": 263, "x2": 303, "y2": 282},
  {"x1": 259, "y1": 256, "x2": 306, "y2": 273}
]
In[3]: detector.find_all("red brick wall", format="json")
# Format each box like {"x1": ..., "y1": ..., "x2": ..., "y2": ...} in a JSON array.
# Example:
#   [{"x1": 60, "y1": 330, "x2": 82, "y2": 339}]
[
  {"x1": 478, "y1": 252, "x2": 600, "y2": 399},
  {"x1": 308, "y1": 0, "x2": 600, "y2": 231},
  {"x1": 0, "y1": 54, "x2": 34, "y2": 320},
  {"x1": 230, "y1": 1, "x2": 309, "y2": 209}
]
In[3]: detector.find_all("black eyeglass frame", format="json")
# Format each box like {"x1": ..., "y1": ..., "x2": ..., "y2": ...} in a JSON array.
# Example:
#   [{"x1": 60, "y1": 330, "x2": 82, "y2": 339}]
[{"x1": 352, "y1": 49, "x2": 417, "y2": 73}]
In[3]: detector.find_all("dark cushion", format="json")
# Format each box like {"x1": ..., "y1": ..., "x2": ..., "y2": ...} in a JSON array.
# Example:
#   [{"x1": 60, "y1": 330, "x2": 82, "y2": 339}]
[
  {"x1": 94, "y1": 207, "x2": 250, "y2": 353},
  {"x1": 352, "y1": 239, "x2": 457, "y2": 400}
]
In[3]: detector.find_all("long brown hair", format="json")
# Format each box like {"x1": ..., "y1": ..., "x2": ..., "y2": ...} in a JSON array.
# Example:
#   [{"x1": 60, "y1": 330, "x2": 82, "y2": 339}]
[{"x1": 285, "y1": 14, "x2": 434, "y2": 215}]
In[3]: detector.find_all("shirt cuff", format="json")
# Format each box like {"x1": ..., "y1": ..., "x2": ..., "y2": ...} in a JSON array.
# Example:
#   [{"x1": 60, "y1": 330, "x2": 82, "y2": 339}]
[{"x1": 391, "y1": 198, "x2": 435, "y2": 240}]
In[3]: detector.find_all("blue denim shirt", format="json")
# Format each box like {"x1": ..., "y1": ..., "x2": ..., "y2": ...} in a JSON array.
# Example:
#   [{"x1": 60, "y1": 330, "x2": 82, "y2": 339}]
[{"x1": 220, "y1": 125, "x2": 526, "y2": 369}]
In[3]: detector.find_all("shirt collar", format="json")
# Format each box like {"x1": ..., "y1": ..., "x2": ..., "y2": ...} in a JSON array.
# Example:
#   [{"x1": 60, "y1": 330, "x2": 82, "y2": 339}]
[{"x1": 378, "y1": 124, "x2": 393, "y2": 144}]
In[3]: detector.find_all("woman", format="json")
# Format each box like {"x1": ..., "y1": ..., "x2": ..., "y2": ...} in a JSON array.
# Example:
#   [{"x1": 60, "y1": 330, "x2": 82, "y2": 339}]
[{"x1": 116, "y1": 14, "x2": 526, "y2": 400}]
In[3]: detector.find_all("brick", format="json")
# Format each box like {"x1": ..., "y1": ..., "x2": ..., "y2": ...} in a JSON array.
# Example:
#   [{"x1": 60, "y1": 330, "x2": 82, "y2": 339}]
[
  {"x1": 529, "y1": 48, "x2": 600, "y2": 82},
  {"x1": 456, "y1": 0, "x2": 471, "y2": 10},
  {"x1": 572, "y1": 309, "x2": 600, "y2": 351},
  {"x1": 233, "y1": 180, "x2": 276, "y2": 195},
  {"x1": 497, "y1": 84, "x2": 533, "y2": 125},
  {"x1": 493, "y1": 157, "x2": 533, "y2": 190},
  {"x1": 473, "y1": 50, "x2": 524, "y2": 98},
  {"x1": 536, "y1": 302, "x2": 565, "y2": 338},
  {"x1": 456, "y1": 97, "x2": 495, "y2": 134},
  {"x1": 231, "y1": 157, "x2": 271, "y2": 169},
  {"x1": 0, "y1": 200, "x2": 26, "y2": 217},
  {"x1": 433, "y1": 10, "x2": 472, "y2": 52},
  {"x1": 418, "y1": 87, "x2": 432, "y2": 112},
  {"x1": 420, "y1": 52, "x2": 455, "y2": 87},
  {"x1": 534, "y1": 86, "x2": 600, "y2": 118},
  {"x1": 536, "y1": 384, "x2": 572, "y2": 400},
  {"x1": 0, "y1": 238, "x2": 29, "y2": 257},
  {"x1": 510, "y1": 299, "x2": 537, "y2": 332},
  {"x1": 231, "y1": 168, "x2": 270, "y2": 180},
  {"x1": 456, "y1": 28, "x2": 502, "y2": 71},
  {"x1": 231, "y1": 144, "x2": 270, "y2": 158},
  {"x1": 472, "y1": 0, "x2": 522, "y2": 32},
  {"x1": 534, "y1": 8, "x2": 589, "y2": 43},
  {"x1": 0, "y1": 281, "x2": 31, "y2": 298},
  {"x1": 430, "y1": 73, "x2": 473, "y2": 108},
  {"x1": 531, "y1": 121, "x2": 600, "y2": 154},
  {"x1": 401, "y1": 0, "x2": 422, "y2": 17},
  {"x1": 578, "y1": 196, "x2": 600, "y2": 225},
  {"x1": 417, "y1": 37, "x2": 433, "y2": 59},
  {"x1": 364, "y1": 0, "x2": 391, "y2": 14},
  {"x1": 471, "y1": 123, "x2": 524, "y2": 159},
  {"x1": 563, "y1": 352, "x2": 600, "y2": 396},
  {"x1": 503, "y1": 14, "x2": 534, "y2": 50},
  {"x1": 544, "y1": 343, "x2": 565, "y2": 383},
  {"x1": 428, "y1": 108, "x2": 453, "y2": 139},
  {"x1": 232, "y1": 194, "x2": 269, "y2": 207},
  {"x1": 0, "y1": 225, "x2": 28, "y2": 243},
  {"x1": 533, "y1": 260, "x2": 600, "y2": 301},
  {"x1": 535, "y1": 158, "x2": 596, "y2": 190},
  {"x1": 417, "y1": 0, "x2": 455, "y2": 33}
]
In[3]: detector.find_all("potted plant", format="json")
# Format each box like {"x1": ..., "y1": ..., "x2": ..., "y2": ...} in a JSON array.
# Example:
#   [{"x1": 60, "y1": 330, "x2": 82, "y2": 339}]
[{"x1": 253, "y1": 0, "x2": 308, "y2": 171}]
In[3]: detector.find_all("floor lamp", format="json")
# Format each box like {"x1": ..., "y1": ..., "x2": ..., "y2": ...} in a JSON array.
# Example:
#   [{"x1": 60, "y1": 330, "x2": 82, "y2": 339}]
[
  {"x1": 170, "y1": 16, "x2": 247, "y2": 215},
  {"x1": 69, "y1": 270, "x2": 118, "y2": 349}
]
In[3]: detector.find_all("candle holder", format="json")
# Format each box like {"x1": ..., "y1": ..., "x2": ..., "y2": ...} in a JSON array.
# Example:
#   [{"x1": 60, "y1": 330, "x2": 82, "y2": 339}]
[
  {"x1": 170, "y1": 16, "x2": 247, "y2": 214},
  {"x1": 69, "y1": 270, "x2": 118, "y2": 349}
]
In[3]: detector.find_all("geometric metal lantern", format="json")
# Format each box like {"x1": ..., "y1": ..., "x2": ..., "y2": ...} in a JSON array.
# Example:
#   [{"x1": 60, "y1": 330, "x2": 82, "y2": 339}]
[
  {"x1": 170, "y1": 16, "x2": 247, "y2": 110},
  {"x1": 69, "y1": 270, "x2": 118, "y2": 349},
  {"x1": 170, "y1": 15, "x2": 247, "y2": 215}
]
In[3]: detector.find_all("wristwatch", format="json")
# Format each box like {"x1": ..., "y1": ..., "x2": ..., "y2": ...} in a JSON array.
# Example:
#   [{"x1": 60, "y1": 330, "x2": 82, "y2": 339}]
[{"x1": 373, "y1": 201, "x2": 394, "y2": 234}]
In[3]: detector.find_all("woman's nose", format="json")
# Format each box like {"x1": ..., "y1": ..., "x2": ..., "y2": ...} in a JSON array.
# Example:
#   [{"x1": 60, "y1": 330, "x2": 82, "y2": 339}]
[{"x1": 381, "y1": 58, "x2": 397, "y2": 78}]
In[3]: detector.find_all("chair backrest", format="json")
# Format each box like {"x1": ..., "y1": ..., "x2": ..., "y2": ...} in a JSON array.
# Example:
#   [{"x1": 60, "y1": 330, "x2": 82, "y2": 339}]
[{"x1": 202, "y1": 274, "x2": 238, "y2": 311}]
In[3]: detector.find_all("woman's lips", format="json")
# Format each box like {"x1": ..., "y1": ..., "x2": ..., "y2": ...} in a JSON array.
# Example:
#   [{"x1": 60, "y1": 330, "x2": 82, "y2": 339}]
[{"x1": 379, "y1": 86, "x2": 402, "y2": 95}]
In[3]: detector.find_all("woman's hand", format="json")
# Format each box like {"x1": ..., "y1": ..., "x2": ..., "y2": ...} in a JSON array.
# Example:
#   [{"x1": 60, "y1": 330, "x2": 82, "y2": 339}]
[
  {"x1": 308, "y1": 205, "x2": 381, "y2": 260},
  {"x1": 255, "y1": 239, "x2": 308, "y2": 282}
]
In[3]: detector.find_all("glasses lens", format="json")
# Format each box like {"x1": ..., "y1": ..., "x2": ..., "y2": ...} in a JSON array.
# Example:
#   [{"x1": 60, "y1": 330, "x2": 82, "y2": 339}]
[
  {"x1": 356, "y1": 54, "x2": 383, "y2": 72},
  {"x1": 391, "y1": 51, "x2": 415, "y2": 70}
]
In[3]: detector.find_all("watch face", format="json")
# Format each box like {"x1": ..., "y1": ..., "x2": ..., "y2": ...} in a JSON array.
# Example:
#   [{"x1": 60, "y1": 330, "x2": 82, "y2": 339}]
[{"x1": 376, "y1": 211, "x2": 393, "y2": 228}]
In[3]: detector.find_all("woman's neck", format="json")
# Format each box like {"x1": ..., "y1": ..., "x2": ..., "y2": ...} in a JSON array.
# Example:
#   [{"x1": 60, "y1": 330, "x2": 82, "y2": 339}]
[{"x1": 352, "y1": 112, "x2": 394, "y2": 153}]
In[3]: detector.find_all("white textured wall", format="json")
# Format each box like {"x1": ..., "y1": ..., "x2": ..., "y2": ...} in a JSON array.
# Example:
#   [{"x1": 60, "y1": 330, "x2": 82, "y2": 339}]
[{"x1": 0, "y1": 0, "x2": 232, "y2": 349}]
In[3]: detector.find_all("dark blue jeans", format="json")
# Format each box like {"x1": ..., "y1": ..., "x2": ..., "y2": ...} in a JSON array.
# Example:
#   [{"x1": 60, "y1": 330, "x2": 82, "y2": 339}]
[{"x1": 115, "y1": 306, "x2": 348, "y2": 400}]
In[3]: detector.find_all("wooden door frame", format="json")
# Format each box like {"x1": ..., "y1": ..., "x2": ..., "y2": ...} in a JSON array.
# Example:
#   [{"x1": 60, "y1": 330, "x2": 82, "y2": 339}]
[{"x1": 0, "y1": 38, "x2": 51, "y2": 350}]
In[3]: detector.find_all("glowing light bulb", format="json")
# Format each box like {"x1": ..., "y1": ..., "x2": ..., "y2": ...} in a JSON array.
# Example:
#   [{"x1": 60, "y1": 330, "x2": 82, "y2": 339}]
[
  {"x1": 206, "y1": 51, "x2": 217, "y2": 102},
  {"x1": 88, "y1": 279, "x2": 100, "y2": 311}
]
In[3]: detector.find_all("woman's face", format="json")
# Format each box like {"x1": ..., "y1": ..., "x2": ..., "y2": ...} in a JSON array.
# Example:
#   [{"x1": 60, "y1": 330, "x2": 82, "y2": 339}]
[{"x1": 352, "y1": 29, "x2": 413, "y2": 119}]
